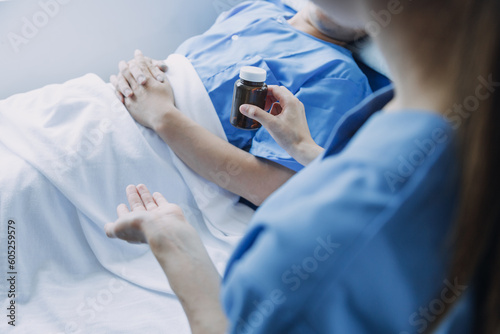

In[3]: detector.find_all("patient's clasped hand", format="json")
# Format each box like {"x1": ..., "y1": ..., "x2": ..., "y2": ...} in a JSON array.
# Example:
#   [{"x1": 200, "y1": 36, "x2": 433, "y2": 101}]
[
  {"x1": 0, "y1": 1, "x2": 378, "y2": 332},
  {"x1": 103, "y1": 74, "x2": 325, "y2": 330},
  {"x1": 104, "y1": 34, "x2": 358, "y2": 328},
  {"x1": 102, "y1": 1, "x2": 376, "y2": 331},
  {"x1": 109, "y1": 0, "x2": 373, "y2": 207},
  {"x1": 113, "y1": 50, "x2": 327, "y2": 168},
  {"x1": 106, "y1": 0, "x2": 500, "y2": 330}
]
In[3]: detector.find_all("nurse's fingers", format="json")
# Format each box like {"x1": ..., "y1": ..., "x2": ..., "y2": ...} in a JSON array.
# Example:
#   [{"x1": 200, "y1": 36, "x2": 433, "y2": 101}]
[
  {"x1": 153, "y1": 192, "x2": 169, "y2": 207},
  {"x1": 104, "y1": 214, "x2": 147, "y2": 244},
  {"x1": 264, "y1": 93, "x2": 278, "y2": 111},
  {"x1": 136, "y1": 184, "x2": 158, "y2": 211},
  {"x1": 104, "y1": 222, "x2": 116, "y2": 238},
  {"x1": 119, "y1": 61, "x2": 139, "y2": 92},
  {"x1": 239, "y1": 104, "x2": 275, "y2": 129},
  {"x1": 116, "y1": 203, "x2": 130, "y2": 218},
  {"x1": 267, "y1": 85, "x2": 300, "y2": 108},
  {"x1": 126, "y1": 185, "x2": 146, "y2": 211}
]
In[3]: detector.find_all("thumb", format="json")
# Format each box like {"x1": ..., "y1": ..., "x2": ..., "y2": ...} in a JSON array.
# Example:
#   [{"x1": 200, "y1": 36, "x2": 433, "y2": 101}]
[
  {"x1": 240, "y1": 104, "x2": 274, "y2": 127},
  {"x1": 104, "y1": 222, "x2": 117, "y2": 238}
]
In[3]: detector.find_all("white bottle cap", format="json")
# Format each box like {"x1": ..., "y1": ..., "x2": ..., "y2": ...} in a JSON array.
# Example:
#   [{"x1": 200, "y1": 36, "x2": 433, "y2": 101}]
[{"x1": 240, "y1": 66, "x2": 267, "y2": 83}]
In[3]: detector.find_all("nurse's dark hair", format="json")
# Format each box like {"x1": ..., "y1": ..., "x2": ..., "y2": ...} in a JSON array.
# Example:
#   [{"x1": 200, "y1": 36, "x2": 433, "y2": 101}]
[
  {"x1": 374, "y1": 0, "x2": 500, "y2": 332},
  {"x1": 393, "y1": 0, "x2": 500, "y2": 332}
]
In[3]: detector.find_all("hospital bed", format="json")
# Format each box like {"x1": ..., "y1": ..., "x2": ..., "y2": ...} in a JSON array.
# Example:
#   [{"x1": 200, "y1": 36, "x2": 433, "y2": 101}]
[{"x1": 0, "y1": 1, "x2": 390, "y2": 333}]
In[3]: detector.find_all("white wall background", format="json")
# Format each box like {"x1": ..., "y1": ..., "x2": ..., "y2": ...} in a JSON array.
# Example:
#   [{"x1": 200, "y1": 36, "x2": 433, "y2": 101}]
[{"x1": 0, "y1": 0, "x2": 248, "y2": 99}]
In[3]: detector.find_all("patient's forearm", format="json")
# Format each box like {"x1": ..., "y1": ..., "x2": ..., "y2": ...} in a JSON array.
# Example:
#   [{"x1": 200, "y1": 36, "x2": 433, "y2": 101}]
[{"x1": 153, "y1": 107, "x2": 295, "y2": 206}]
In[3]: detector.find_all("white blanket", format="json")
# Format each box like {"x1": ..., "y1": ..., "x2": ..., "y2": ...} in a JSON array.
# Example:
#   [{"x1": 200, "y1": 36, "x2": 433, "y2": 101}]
[{"x1": 0, "y1": 54, "x2": 254, "y2": 333}]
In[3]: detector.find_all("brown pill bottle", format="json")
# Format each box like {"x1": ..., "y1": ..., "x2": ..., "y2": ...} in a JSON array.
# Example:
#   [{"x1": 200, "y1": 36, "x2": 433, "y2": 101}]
[{"x1": 230, "y1": 66, "x2": 268, "y2": 130}]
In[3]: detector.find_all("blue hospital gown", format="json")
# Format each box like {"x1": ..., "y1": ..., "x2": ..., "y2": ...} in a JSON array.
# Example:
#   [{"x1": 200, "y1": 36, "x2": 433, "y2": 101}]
[
  {"x1": 176, "y1": 0, "x2": 374, "y2": 172},
  {"x1": 221, "y1": 86, "x2": 474, "y2": 333}
]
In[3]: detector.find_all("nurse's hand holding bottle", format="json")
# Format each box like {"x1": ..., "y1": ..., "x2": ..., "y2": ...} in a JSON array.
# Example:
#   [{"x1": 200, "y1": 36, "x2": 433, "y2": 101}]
[{"x1": 239, "y1": 86, "x2": 325, "y2": 166}]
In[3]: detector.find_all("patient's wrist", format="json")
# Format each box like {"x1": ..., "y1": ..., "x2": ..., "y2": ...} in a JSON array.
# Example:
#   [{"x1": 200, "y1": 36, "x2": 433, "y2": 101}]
[{"x1": 152, "y1": 105, "x2": 180, "y2": 133}]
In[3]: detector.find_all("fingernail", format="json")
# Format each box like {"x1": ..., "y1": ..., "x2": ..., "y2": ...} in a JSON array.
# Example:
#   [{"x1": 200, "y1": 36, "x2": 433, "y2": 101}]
[
  {"x1": 137, "y1": 75, "x2": 146, "y2": 85},
  {"x1": 156, "y1": 74, "x2": 164, "y2": 82},
  {"x1": 124, "y1": 88, "x2": 133, "y2": 97},
  {"x1": 240, "y1": 105, "x2": 248, "y2": 114}
]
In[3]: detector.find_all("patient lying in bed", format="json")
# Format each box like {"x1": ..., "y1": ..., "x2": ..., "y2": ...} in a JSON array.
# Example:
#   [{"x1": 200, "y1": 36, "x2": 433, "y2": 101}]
[
  {"x1": 110, "y1": 0, "x2": 376, "y2": 206},
  {"x1": 0, "y1": 1, "x2": 384, "y2": 332}
]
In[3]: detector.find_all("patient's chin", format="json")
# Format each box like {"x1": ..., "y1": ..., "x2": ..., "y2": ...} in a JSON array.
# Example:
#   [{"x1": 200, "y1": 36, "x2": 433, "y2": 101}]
[{"x1": 311, "y1": 0, "x2": 366, "y2": 31}]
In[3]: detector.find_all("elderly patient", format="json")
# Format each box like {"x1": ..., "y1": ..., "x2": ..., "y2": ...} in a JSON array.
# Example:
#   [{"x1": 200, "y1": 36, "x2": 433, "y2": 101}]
[{"x1": 111, "y1": 0, "x2": 376, "y2": 206}]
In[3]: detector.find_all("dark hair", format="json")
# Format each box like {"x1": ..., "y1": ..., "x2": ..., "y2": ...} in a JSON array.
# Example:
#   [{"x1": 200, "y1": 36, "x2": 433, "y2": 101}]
[
  {"x1": 449, "y1": 23, "x2": 500, "y2": 334},
  {"x1": 412, "y1": 0, "x2": 500, "y2": 332},
  {"x1": 367, "y1": 0, "x2": 500, "y2": 331}
]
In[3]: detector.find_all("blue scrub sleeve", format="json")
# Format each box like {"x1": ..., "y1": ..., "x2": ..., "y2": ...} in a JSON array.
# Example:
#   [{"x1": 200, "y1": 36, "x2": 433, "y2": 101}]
[
  {"x1": 222, "y1": 111, "x2": 458, "y2": 333},
  {"x1": 221, "y1": 159, "x2": 396, "y2": 333}
]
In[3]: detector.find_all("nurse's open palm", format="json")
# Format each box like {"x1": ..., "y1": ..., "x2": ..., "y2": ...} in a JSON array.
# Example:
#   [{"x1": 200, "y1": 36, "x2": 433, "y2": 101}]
[
  {"x1": 104, "y1": 184, "x2": 188, "y2": 247},
  {"x1": 240, "y1": 85, "x2": 324, "y2": 166}
]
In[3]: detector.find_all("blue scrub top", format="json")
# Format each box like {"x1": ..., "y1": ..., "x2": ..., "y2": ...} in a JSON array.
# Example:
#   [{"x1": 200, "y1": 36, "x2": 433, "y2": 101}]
[
  {"x1": 175, "y1": 0, "x2": 374, "y2": 172},
  {"x1": 221, "y1": 86, "x2": 474, "y2": 333}
]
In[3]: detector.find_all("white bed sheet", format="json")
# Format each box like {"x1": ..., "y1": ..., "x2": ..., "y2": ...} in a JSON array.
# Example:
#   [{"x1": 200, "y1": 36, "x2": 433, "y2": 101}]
[{"x1": 0, "y1": 54, "x2": 253, "y2": 333}]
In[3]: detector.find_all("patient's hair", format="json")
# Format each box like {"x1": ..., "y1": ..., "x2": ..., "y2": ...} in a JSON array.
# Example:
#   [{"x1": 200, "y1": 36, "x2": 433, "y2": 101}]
[{"x1": 389, "y1": 0, "x2": 500, "y2": 332}]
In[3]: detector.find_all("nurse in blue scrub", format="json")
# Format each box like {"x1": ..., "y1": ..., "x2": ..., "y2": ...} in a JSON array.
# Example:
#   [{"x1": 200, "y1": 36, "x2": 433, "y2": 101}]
[{"x1": 105, "y1": 0, "x2": 500, "y2": 333}]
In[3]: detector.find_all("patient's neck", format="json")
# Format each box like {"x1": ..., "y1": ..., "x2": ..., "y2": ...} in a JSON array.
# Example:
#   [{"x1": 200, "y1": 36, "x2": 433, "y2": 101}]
[{"x1": 288, "y1": 9, "x2": 350, "y2": 47}]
